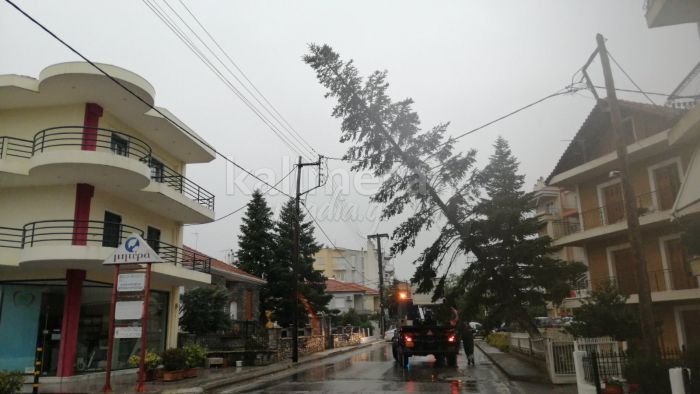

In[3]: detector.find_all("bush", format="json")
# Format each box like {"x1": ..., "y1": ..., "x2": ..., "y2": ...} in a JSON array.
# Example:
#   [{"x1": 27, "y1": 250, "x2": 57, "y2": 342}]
[
  {"x1": 180, "y1": 286, "x2": 231, "y2": 336},
  {"x1": 624, "y1": 354, "x2": 671, "y2": 394},
  {"x1": 127, "y1": 351, "x2": 162, "y2": 372},
  {"x1": 486, "y1": 332, "x2": 509, "y2": 352},
  {"x1": 182, "y1": 344, "x2": 207, "y2": 368},
  {"x1": 161, "y1": 348, "x2": 187, "y2": 371},
  {"x1": 0, "y1": 371, "x2": 24, "y2": 394}
]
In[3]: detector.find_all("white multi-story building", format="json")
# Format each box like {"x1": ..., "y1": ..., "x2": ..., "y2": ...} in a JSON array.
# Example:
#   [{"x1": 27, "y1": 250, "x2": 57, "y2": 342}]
[
  {"x1": 313, "y1": 240, "x2": 393, "y2": 290},
  {"x1": 0, "y1": 63, "x2": 216, "y2": 378}
]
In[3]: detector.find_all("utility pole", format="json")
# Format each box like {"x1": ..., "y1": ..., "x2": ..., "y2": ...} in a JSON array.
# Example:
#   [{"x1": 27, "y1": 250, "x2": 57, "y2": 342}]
[
  {"x1": 292, "y1": 155, "x2": 322, "y2": 363},
  {"x1": 368, "y1": 233, "x2": 389, "y2": 335},
  {"x1": 595, "y1": 33, "x2": 658, "y2": 358}
]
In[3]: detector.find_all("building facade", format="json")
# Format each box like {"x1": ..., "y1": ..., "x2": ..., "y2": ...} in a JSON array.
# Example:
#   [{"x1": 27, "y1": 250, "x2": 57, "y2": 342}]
[
  {"x1": 325, "y1": 279, "x2": 379, "y2": 314},
  {"x1": 313, "y1": 240, "x2": 393, "y2": 290},
  {"x1": 547, "y1": 98, "x2": 700, "y2": 349},
  {"x1": 0, "y1": 63, "x2": 216, "y2": 377}
]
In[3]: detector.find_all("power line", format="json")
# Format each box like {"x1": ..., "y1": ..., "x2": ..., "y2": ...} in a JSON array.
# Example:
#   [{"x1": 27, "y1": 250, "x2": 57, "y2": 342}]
[
  {"x1": 607, "y1": 51, "x2": 657, "y2": 106},
  {"x1": 142, "y1": 0, "x2": 314, "y2": 160},
  {"x1": 4, "y1": 0, "x2": 294, "y2": 199},
  {"x1": 176, "y1": 0, "x2": 320, "y2": 158}
]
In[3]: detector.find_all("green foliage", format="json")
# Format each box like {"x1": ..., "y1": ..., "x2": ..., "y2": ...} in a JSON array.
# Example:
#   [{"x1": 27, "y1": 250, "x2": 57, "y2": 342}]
[
  {"x1": 268, "y1": 199, "x2": 331, "y2": 327},
  {"x1": 182, "y1": 344, "x2": 207, "y2": 368},
  {"x1": 624, "y1": 354, "x2": 671, "y2": 393},
  {"x1": 127, "y1": 351, "x2": 162, "y2": 372},
  {"x1": 486, "y1": 332, "x2": 509, "y2": 352},
  {"x1": 237, "y1": 189, "x2": 276, "y2": 278},
  {"x1": 0, "y1": 371, "x2": 24, "y2": 394},
  {"x1": 567, "y1": 281, "x2": 640, "y2": 341},
  {"x1": 452, "y1": 137, "x2": 587, "y2": 337},
  {"x1": 179, "y1": 286, "x2": 231, "y2": 336},
  {"x1": 161, "y1": 348, "x2": 187, "y2": 371}
]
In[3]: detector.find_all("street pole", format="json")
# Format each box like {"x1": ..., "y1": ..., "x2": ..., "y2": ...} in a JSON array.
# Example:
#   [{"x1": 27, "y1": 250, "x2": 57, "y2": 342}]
[
  {"x1": 596, "y1": 33, "x2": 658, "y2": 358},
  {"x1": 291, "y1": 155, "x2": 322, "y2": 363},
  {"x1": 368, "y1": 233, "x2": 389, "y2": 335}
]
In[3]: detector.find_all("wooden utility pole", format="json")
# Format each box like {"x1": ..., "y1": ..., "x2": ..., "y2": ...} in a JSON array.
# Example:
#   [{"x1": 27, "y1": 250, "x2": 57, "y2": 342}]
[
  {"x1": 291, "y1": 156, "x2": 322, "y2": 363},
  {"x1": 368, "y1": 233, "x2": 389, "y2": 334},
  {"x1": 596, "y1": 33, "x2": 658, "y2": 358}
]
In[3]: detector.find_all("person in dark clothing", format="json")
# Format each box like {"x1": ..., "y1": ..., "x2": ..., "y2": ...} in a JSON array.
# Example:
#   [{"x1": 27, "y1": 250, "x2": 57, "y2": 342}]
[{"x1": 461, "y1": 322, "x2": 475, "y2": 366}]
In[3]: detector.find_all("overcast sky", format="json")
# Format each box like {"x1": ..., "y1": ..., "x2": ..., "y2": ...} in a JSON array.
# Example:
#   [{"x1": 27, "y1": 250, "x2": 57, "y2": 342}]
[{"x1": 2, "y1": 1, "x2": 698, "y2": 281}]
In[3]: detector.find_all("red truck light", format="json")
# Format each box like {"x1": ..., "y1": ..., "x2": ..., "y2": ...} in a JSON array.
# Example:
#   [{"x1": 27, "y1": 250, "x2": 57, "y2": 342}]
[
  {"x1": 447, "y1": 335, "x2": 456, "y2": 343},
  {"x1": 404, "y1": 335, "x2": 413, "y2": 342},
  {"x1": 404, "y1": 335, "x2": 414, "y2": 348}
]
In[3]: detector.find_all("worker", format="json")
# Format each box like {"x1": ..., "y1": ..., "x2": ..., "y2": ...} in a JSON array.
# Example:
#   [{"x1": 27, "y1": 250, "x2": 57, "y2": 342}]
[{"x1": 461, "y1": 321, "x2": 475, "y2": 366}]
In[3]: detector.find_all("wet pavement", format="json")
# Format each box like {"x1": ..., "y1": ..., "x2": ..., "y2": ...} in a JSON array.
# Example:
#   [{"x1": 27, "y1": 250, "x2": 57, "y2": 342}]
[{"x1": 224, "y1": 342, "x2": 577, "y2": 394}]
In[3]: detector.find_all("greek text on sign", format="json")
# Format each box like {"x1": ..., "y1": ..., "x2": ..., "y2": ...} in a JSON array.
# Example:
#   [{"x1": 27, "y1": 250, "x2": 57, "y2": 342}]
[
  {"x1": 117, "y1": 273, "x2": 146, "y2": 292},
  {"x1": 115, "y1": 301, "x2": 143, "y2": 320},
  {"x1": 115, "y1": 326, "x2": 142, "y2": 339},
  {"x1": 103, "y1": 233, "x2": 164, "y2": 265}
]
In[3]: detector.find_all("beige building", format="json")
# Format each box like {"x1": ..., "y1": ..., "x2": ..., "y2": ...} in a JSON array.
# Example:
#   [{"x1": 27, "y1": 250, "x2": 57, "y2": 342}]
[
  {"x1": 313, "y1": 241, "x2": 394, "y2": 290},
  {"x1": 0, "y1": 63, "x2": 216, "y2": 377},
  {"x1": 532, "y1": 179, "x2": 588, "y2": 317},
  {"x1": 546, "y1": 97, "x2": 700, "y2": 350}
]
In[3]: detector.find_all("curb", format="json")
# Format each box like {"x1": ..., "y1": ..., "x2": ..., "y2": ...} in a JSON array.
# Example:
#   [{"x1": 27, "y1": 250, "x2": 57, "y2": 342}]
[
  {"x1": 158, "y1": 340, "x2": 382, "y2": 393},
  {"x1": 475, "y1": 341, "x2": 549, "y2": 384}
]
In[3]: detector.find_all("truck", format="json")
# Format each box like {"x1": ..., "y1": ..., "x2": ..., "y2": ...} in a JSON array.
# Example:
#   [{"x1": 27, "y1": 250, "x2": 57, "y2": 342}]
[{"x1": 390, "y1": 285, "x2": 460, "y2": 368}]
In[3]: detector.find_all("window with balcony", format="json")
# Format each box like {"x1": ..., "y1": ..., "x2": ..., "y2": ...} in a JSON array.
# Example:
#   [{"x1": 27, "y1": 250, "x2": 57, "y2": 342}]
[
  {"x1": 147, "y1": 226, "x2": 161, "y2": 253},
  {"x1": 611, "y1": 247, "x2": 638, "y2": 295},
  {"x1": 102, "y1": 211, "x2": 122, "y2": 247},
  {"x1": 600, "y1": 182, "x2": 625, "y2": 225},
  {"x1": 150, "y1": 157, "x2": 165, "y2": 183},
  {"x1": 664, "y1": 238, "x2": 697, "y2": 290},
  {"x1": 110, "y1": 133, "x2": 129, "y2": 157}
]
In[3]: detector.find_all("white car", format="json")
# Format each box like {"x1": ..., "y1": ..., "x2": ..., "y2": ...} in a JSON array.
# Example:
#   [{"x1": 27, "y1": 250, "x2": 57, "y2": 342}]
[{"x1": 384, "y1": 327, "x2": 396, "y2": 341}]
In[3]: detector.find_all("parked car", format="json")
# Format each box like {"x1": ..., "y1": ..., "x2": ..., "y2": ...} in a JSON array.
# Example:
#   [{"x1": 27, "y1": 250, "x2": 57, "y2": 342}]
[{"x1": 384, "y1": 327, "x2": 396, "y2": 341}]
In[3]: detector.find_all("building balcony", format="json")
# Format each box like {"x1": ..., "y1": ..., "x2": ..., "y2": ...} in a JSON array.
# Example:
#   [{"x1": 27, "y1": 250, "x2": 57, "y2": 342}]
[
  {"x1": 0, "y1": 126, "x2": 215, "y2": 221},
  {"x1": 609, "y1": 269, "x2": 700, "y2": 303},
  {"x1": 644, "y1": 0, "x2": 700, "y2": 28},
  {"x1": 0, "y1": 220, "x2": 211, "y2": 284},
  {"x1": 552, "y1": 188, "x2": 675, "y2": 246}
]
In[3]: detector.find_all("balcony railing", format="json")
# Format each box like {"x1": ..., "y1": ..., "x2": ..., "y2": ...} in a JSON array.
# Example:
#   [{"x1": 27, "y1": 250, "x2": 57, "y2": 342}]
[
  {"x1": 0, "y1": 127, "x2": 215, "y2": 211},
  {"x1": 0, "y1": 136, "x2": 32, "y2": 159},
  {"x1": 0, "y1": 226, "x2": 23, "y2": 249},
  {"x1": 611, "y1": 269, "x2": 699, "y2": 296},
  {"x1": 150, "y1": 159, "x2": 215, "y2": 210},
  {"x1": 5, "y1": 220, "x2": 211, "y2": 273},
  {"x1": 551, "y1": 188, "x2": 674, "y2": 238},
  {"x1": 33, "y1": 126, "x2": 152, "y2": 160}
]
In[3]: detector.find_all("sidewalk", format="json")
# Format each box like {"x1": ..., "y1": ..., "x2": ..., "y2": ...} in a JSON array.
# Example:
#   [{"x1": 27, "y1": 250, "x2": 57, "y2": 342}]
[
  {"x1": 116, "y1": 340, "x2": 381, "y2": 394},
  {"x1": 475, "y1": 340, "x2": 548, "y2": 384}
]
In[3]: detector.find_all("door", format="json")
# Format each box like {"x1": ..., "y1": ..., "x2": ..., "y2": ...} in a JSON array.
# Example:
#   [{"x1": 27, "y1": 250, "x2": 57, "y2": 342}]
[
  {"x1": 110, "y1": 134, "x2": 129, "y2": 157},
  {"x1": 682, "y1": 309, "x2": 700, "y2": 348},
  {"x1": 245, "y1": 290, "x2": 253, "y2": 321},
  {"x1": 149, "y1": 158, "x2": 164, "y2": 183},
  {"x1": 102, "y1": 211, "x2": 122, "y2": 247},
  {"x1": 602, "y1": 183, "x2": 625, "y2": 224},
  {"x1": 665, "y1": 238, "x2": 696, "y2": 290},
  {"x1": 653, "y1": 164, "x2": 681, "y2": 211},
  {"x1": 613, "y1": 248, "x2": 638, "y2": 295}
]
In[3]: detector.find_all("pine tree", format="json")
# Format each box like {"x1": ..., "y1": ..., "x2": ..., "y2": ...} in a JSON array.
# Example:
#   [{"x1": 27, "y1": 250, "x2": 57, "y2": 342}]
[
  {"x1": 236, "y1": 190, "x2": 275, "y2": 278},
  {"x1": 268, "y1": 199, "x2": 331, "y2": 327},
  {"x1": 455, "y1": 137, "x2": 586, "y2": 337}
]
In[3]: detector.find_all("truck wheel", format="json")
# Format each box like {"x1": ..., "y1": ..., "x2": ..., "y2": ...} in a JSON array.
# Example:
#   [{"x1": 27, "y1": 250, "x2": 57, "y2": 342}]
[{"x1": 447, "y1": 354, "x2": 457, "y2": 367}]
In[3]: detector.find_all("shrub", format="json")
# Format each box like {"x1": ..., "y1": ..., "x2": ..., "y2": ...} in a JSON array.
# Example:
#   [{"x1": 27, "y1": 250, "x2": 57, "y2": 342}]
[
  {"x1": 486, "y1": 332, "x2": 509, "y2": 352},
  {"x1": 0, "y1": 371, "x2": 24, "y2": 394},
  {"x1": 624, "y1": 354, "x2": 671, "y2": 394},
  {"x1": 182, "y1": 344, "x2": 207, "y2": 368},
  {"x1": 161, "y1": 348, "x2": 187, "y2": 371},
  {"x1": 128, "y1": 351, "x2": 162, "y2": 372}
]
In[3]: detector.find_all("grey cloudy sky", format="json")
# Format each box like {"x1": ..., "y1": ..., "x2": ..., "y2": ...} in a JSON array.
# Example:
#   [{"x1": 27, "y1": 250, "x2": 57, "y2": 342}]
[{"x1": 2, "y1": 1, "x2": 698, "y2": 281}]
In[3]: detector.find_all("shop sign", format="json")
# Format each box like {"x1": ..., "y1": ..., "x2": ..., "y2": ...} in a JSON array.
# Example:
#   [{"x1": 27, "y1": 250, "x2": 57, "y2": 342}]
[
  {"x1": 115, "y1": 326, "x2": 142, "y2": 339},
  {"x1": 117, "y1": 273, "x2": 146, "y2": 292},
  {"x1": 103, "y1": 234, "x2": 163, "y2": 265},
  {"x1": 115, "y1": 301, "x2": 143, "y2": 320}
]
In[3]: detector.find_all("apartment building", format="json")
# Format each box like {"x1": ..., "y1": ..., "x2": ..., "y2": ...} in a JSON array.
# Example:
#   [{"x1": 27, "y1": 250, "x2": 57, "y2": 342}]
[
  {"x1": 532, "y1": 179, "x2": 588, "y2": 317},
  {"x1": 325, "y1": 278, "x2": 379, "y2": 314},
  {"x1": 547, "y1": 97, "x2": 700, "y2": 349},
  {"x1": 0, "y1": 63, "x2": 216, "y2": 377},
  {"x1": 313, "y1": 240, "x2": 393, "y2": 290}
]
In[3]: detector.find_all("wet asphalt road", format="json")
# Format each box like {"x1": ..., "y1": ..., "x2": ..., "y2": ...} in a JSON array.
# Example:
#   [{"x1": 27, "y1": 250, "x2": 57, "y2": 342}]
[{"x1": 224, "y1": 341, "x2": 576, "y2": 394}]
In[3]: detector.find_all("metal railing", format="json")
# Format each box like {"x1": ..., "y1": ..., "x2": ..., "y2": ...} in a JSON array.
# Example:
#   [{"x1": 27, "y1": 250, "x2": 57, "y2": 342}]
[
  {"x1": 150, "y1": 159, "x2": 215, "y2": 210},
  {"x1": 0, "y1": 136, "x2": 32, "y2": 159},
  {"x1": 33, "y1": 126, "x2": 152, "y2": 161},
  {"x1": 551, "y1": 188, "x2": 675, "y2": 238},
  {"x1": 0, "y1": 226, "x2": 23, "y2": 248},
  {"x1": 611, "y1": 268, "x2": 699, "y2": 295},
  {"x1": 146, "y1": 238, "x2": 211, "y2": 273},
  {"x1": 22, "y1": 220, "x2": 143, "y2": 248},
  {"x1": 14, "y1": 220, "x2": 210, "y2": 273}
]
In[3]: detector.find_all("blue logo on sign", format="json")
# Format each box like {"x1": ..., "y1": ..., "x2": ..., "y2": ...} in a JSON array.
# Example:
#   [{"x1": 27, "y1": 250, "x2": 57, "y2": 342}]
[{"x1": 125, "y1": 237, "x2": 140, "y2": 253}]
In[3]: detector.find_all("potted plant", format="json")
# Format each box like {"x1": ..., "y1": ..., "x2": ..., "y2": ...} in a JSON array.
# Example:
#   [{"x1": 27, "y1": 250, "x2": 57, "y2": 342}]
[
  {"x1": 160, "y1": 348, "x2": 186, "y2": 382},
  {"x1": 602, "y1": 378, "x2": 624, "y2": 394},
  {"x1": 182, "y1": 344, "x2": 207, "y2": 378},
  {"x1": 127, "y1": 351, "x2": 162, "y2": 381}
]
